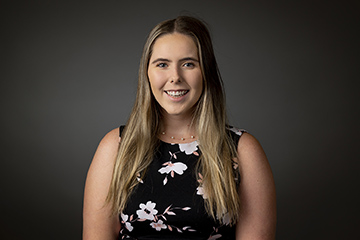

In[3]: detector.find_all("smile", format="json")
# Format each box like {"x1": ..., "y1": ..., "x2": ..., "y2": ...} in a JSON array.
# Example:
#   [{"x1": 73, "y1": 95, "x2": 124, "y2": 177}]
[{"x1": 165, "y1": 90, "x2": 189, "y2": 97}]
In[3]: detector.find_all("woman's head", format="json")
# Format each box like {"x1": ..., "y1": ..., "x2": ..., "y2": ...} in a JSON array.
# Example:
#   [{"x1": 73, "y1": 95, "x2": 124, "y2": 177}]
[
  {"x1": 136, "y1": 16, "x2": 225, "y2": 126},
  {"x1": 147, "y1": 32, "x2": 203, "y2": 119}
]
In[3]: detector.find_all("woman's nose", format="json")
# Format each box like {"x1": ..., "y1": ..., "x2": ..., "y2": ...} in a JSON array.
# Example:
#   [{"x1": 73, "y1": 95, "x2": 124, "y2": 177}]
[{"x1": 170, "y1": 66, "x2": 181, "y2": 83}]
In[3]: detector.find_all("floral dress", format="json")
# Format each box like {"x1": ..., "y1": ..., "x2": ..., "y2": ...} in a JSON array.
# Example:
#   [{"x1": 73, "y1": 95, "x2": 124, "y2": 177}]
[{"x1": 118, "y1": 126, "x2": 246, "y2": 240}]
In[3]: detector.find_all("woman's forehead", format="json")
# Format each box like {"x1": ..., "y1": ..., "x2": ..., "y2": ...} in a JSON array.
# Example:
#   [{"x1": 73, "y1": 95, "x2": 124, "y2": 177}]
[{"x1": 150, "y1": 33, "x2": 198, "y2": 60}]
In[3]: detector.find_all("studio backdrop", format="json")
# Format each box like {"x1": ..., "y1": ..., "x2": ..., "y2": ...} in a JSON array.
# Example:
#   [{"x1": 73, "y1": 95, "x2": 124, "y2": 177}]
[{"x1": 1, "y1": 0, "x2": 358, "y2": 239}]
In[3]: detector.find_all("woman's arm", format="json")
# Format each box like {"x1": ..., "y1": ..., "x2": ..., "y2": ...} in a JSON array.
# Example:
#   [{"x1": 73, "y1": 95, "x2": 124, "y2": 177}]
[
  {"x1": 83, "y1": 128, "x2": 120, "y2": 240},
  {"x1": 235, "y1": 133, "x2": 277, "y2": 239}
]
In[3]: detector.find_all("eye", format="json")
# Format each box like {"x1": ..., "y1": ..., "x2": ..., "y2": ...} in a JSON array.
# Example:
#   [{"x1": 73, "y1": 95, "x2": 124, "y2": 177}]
[
  {"x1": 183, "y1": 62, "x2": 195, "y2": 68},
  {"x1": 156, "y1": 62, "x2": 168, "y2": 68}
]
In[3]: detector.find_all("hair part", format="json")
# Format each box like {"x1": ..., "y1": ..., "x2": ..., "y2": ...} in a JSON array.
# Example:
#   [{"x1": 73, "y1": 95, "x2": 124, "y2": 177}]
[{"x1": 106, "y1": 16, "x2": 240, "y2": 225}]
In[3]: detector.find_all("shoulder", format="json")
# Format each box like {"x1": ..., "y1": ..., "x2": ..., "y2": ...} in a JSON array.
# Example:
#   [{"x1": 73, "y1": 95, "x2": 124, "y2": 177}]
[
  {"x1": 86, "y1": 127, "x2": 120, "y2": 186},
  {"x1": 83, "y1": 127, "x2": 121, "y2": 238},
  {"x1": 100, "y1": 127, "x2": 120, "y2": 147},
  {"x1": 94, "y1": 128, "x2": 120, "y2": 159},
  {"x1": 237, "y1": 132, "x2": 264, "y2": 157},
  {"x1": 86, "y1": 127, "x2": 120, "y2": 181},
  {"x1": 235, "y1": 132, "x2": 277, "y2": 238},
  {"x1": 226, "y1": 126, "x2": 264, "y2": 158},
  {"x1": 236, "y1": 132, "x2": 269, "y2": 174}
]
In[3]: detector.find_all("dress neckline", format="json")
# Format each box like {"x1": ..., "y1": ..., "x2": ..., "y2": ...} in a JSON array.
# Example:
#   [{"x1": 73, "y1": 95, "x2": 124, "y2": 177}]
[{"x1": 159, "y1": 139, "x2": 198, "y2": 145}]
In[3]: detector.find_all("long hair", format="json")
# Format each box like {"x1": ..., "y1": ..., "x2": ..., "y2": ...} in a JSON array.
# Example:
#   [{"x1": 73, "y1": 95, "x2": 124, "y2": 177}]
[{"x1": 107, "y1": 16, "x2": 240, "y2": 225}]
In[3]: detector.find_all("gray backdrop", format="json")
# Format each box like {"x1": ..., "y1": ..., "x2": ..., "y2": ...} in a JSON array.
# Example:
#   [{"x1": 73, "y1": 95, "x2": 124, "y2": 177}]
[{"x1": 1, "y1": 0, "x2": 359, "y2": 239}]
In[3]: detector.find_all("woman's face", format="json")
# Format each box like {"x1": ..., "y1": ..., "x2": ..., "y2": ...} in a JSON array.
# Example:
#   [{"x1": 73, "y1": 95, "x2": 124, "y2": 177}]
[{"x1": 148, "y1": 33, "x2": 203, "y2": 118}]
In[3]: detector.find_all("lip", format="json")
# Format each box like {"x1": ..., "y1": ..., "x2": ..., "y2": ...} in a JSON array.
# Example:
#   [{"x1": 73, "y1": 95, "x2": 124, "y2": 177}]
[{"x1": 164, "y1": 89, "x2": 189, "y2": 101}]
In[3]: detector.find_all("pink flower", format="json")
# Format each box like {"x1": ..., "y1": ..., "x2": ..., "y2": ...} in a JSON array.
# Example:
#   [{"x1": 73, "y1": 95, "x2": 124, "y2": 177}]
[
  {"x1": 208, "y1": 234, "x2": 222, "y2": 240},
  {"x1": 150, "y1": 220, "x2": 167, "y2": 231}
]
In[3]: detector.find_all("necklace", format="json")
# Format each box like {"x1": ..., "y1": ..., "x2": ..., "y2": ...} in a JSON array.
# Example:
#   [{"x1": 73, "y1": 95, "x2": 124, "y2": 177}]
[{"x1": 161, "y1": 131, "x2": 195, "y2": 141}]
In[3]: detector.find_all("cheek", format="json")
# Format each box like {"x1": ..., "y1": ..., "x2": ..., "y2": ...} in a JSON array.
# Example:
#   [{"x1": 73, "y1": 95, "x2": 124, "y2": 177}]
[
  {"x1": 147, "y1": 72, "x2": 158, "y2": 93},
  {"x1": 148, "y1": 70, "x2": 166, "y2": 91},
  {"x1": 193, "y1": 72, "x2": 204, "y2": 92}
]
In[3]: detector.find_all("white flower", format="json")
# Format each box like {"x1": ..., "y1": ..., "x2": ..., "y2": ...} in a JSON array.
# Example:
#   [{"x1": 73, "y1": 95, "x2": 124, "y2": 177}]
[
  {"x1": 136, "y1": 201, "x2": 158, "y2": 221},
  {"x1": 179, "y1": 141, "x2": 198, "y2": 155},
  {"x1": 222, "y1": 212, "x2": 231, "y2": 226},
  {"x1": 150, "y1": 220, "x2": 167, "y2": 231},
  {"x1": 228, "y1": 126, "x2": 245, "y2": 136},
  {"x1": 196, "y1": 186, "x2": 208, "y2": 199},
  {"x1": 158, "y1": 162, "x2": 187, "y2": 175},
  {"x1": 120, "y1": 213, "x2": 133, "y2": 232}
]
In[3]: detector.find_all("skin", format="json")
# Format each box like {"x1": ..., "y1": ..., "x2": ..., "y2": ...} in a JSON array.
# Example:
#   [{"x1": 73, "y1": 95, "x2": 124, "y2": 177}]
[
  {"x1": 148, "y1": 33, "x2": 203, "y2": 142},
  {"x1": 83, "y1": 128, "x2": 120, "y2": 239},
  {"x1": 83, "y1": 32, "x2": 276, "y2": 239},
  {"x1": 235, "y1": 133, "x2": 277, "y2": 239}
]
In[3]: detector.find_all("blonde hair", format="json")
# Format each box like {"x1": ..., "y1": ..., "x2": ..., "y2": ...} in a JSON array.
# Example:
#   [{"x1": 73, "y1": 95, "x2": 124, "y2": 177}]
[{"x1": 107, "y1": 16, "x2": 240, "y2": 225}]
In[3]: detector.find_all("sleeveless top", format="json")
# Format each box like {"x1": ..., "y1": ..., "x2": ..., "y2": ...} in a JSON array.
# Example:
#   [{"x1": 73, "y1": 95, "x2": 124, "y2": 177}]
[{"x1": 118, "y1": 126, "x2": 246, "y2": 240}]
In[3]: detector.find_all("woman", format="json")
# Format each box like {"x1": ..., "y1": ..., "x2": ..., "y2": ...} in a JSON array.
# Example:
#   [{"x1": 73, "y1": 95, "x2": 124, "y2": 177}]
[{"x1": 83, "y1": 16, "x2": 276, "y2": 239}]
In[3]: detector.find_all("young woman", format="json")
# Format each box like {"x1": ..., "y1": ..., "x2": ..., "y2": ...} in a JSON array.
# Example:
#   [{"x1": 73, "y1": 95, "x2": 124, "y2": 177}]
[{"x1": 83, "y1": 16, "x2": 276, "y2": 239}]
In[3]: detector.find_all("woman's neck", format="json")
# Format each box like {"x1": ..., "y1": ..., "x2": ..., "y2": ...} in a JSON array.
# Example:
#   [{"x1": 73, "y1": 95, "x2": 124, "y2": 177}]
[{"x1": 159, "y1": 113, "x2": 197, "y2": 143}]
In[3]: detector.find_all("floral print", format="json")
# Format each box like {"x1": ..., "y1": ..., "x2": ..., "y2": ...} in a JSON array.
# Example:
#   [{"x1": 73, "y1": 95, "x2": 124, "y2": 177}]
[
  {"x1": 222, "y1": 212, "x2": 231, "y2": 226},
  {"x1": 136, "y1": 201, "x2": 158, "y2": 221},
  {"x1": 158, "y1": 150, "x2": 188, "y2": 185},
  {"x1": 119, "y1": 125, "x2": 245, "y2": 239},
  {"x1": 178, "y1": 141, "x2": 199, "y2": 155},
  {"x1": 208, "y1": 234, "x2": 222, "y2": 240},
  {"x1": 158, "y1": 161, "x2": 187, "y2": 175},
  {"x1": 206, "y1": 212, "x2": 232, "y2": 239},
  {"x1": 121, "y1": 201, "x2": 195, "y2": 236},
  {"x1": 150, "y1": 220, "x2": 167, "y2": 231},
  {"x1": 228, "y1": 126, "x2": 246, "y2": 136},
  {"x1": 121, "y1": 213, "x2": 134, "y2": 232},
  {"x1": 196, "y1": 185, "x2": 207, "y2": 199},
  {"x1": 136, "y1": 173, "x2": 144, "y2": 183},
  {"x1": 196, "y1": 173, "x2": 208, "y2": 199}
]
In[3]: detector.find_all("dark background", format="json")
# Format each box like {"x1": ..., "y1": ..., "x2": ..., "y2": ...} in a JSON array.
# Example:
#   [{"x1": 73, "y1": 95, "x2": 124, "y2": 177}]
[{"x1": 1, "y1": 0, "x2": 359, "y2": 239}]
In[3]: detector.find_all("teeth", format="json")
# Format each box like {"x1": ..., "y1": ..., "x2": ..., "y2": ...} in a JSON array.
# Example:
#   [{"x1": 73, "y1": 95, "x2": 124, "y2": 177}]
[{"x1": 166, "y1": 90, "x2": 188, "y2": 97}]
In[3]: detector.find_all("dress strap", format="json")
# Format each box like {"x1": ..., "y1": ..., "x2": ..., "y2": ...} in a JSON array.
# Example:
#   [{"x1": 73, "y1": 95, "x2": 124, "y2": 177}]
[
  {"x1": 227, "y1": 126, "x2": 247, "y2": 147},
  {"x1": 119, "y1": 125, "x2": 125, "y2": 137}
]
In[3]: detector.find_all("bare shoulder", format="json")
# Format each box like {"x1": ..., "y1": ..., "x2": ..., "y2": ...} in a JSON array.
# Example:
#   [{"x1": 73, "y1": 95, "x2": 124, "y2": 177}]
[
  {"x1": 83, "y1": 127, "x2": 120, "y2": 239},
  {"x1": 102, "y1": 127, "x2": 120, "y2": 143},
  {"x1": 95, "y1": 127, "x2": 120, "y2": 158},
  {"x1": 235, "y1": 132, "x2": 277, "y2": 239},
  {"x1": 96, "y1": 126, "x2": 118, "y2": 150},
  {"x1": 86, "y1": 128, "x2": 120, "y2": 175},
  {"x1": 85, "y1": 127, "x2": 120, "y2": 196},
  {"x1": 237, "y1": 132, "x2": 267, "y2": 165},
  {"x1": 236, "y1": 132, "x2": 275, "y2": 200}
]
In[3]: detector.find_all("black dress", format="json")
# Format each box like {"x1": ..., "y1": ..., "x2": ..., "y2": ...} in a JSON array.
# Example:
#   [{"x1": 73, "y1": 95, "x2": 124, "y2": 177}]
[{"x1": 118, "y1": 126, "x2": 246, "y2": 240}]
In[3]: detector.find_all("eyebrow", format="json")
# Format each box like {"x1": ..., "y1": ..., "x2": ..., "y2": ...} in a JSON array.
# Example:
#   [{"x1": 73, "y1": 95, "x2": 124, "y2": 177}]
[{"x1": 150, "y1": 57, "x2": 199, "y2": 64}]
